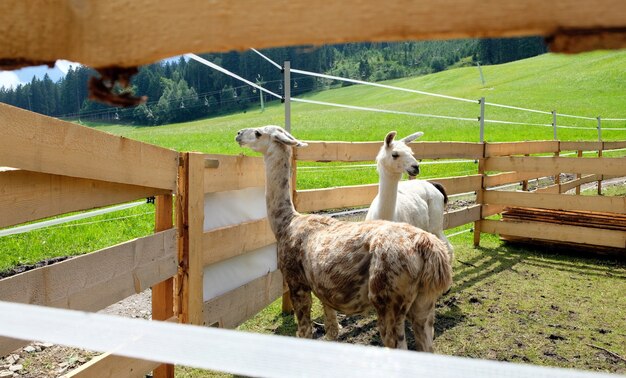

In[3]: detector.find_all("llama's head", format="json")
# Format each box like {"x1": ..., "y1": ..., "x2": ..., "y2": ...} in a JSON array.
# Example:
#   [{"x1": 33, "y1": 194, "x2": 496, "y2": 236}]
[
  {"x1": 235, "y1": 125, "x2": 308, "y2": 154},
  {"x1": 376, "y1": 131, "x2": 424, "y2": 176}
]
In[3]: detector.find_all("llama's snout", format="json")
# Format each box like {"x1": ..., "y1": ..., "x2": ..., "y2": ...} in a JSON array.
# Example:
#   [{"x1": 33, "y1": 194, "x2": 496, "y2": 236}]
[
  {"x1": 407, "y1": 164, "x2": 420, "y2": 176},
  {"x1": 235, "y1": 130, "x2": 244, "y2": 144}
]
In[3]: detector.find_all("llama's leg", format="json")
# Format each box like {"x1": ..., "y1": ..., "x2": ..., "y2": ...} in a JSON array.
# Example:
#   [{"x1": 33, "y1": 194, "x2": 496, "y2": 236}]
[
  {"x1": 322, "y1": 304, "x2": 340, "y2": 340},
  {"x1": 290, "y1": 287, "x2": 313, "y2": 338},
  {"x1": 408, "y1": 296, "x2": 436, "y2": 352},
  {"x1": 375, "y1": 308, "x2": 408, "y2": 349}
]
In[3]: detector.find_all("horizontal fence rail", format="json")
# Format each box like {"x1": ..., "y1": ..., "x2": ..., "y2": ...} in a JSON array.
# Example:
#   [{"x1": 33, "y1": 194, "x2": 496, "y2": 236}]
[
  {"x1": 203, "y1": 219, "x2": 276, "y2": 266},
  {"x1": 295, "y1": 141, "x2": 483, "y2": 162},
  {"x1": 485, "y1": 156, "x2": 625, "y2": 176},
  {"x1": 0, "y1": 229, "x2": 177, "y2": 356},
  {"x1": 203, "y1": 270, "x2": 283, "y2": 329},
  {"x1": 0, "y1": 103, "x2": 179, "y2": 191},
  {"x1": 0, "y1": 169, "x2": 169, "y2": 229},
  {"x1": 203, "y1": 154, "x2": 265, "y2": 193}
]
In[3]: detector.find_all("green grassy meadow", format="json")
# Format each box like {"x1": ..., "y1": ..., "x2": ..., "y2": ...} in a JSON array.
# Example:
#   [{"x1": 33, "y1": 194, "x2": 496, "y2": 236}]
[{"x1": 1, "y1": 50, "x2": 625, "y2": 375}]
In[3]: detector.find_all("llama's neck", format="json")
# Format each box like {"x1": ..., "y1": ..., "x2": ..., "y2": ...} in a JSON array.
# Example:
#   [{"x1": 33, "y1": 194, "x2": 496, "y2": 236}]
[
  {"x1": 263, "y1": 145, "x2": 297, "y2": 236},
  {"x1": 374, "y1": 169, "x2": 401, "y2": 220}
]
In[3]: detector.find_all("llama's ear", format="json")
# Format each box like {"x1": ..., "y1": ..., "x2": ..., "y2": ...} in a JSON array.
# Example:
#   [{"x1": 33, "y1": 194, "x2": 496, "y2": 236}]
[
  {"x1": 273, "y1": 130, "x2": 308, "y2": 148},
  {"x1": 384, "y1": 131, "x2": 397, "y2": 148},
  {"x1": 401, "y1": 131, "x2": 424, "y2": 144}
]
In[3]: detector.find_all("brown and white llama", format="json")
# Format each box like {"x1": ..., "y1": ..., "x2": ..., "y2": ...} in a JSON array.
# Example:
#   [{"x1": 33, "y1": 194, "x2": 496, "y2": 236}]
[
  {"x1": 366, "y1": 131, "x2": 453, "y2": 257},
  {"x1": 235, "y1": 125, "x2": 452, "y2": 351}
]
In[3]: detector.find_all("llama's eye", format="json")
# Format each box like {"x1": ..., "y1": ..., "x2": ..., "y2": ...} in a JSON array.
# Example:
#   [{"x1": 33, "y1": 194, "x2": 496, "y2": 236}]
[
  {"x1": 255, "y1": 130, "x2": 262, "y2": 138},
  {"x1": 391, "y1": 152, "x2": 399, "y2": 159}
]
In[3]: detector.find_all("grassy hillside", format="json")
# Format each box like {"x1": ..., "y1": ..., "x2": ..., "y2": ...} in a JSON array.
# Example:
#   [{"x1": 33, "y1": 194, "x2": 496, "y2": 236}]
[{"x1": 93, "y1": 50, "x2": 626, "y2": 155}]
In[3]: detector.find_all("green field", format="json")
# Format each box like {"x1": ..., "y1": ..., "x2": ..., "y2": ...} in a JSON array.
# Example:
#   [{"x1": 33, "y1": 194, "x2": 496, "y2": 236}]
[
  {"x1": 90, "y1": 50, "x2": 626, "y2": 191},
  {"x1": 93, "y1": 50, "x2": 626, "y2": 152},
  {"x1": 2, "y1": 51, "x2": 626, "y2": 375}
]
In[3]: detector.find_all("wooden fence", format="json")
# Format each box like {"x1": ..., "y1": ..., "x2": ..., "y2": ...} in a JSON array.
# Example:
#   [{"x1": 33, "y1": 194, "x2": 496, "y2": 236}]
[
  {"x1": 0, "y1": 103, "x2": 179, "y2": 377},
  {"x1": 1, "y1": 102, "x2": 625, "y2": 377}
]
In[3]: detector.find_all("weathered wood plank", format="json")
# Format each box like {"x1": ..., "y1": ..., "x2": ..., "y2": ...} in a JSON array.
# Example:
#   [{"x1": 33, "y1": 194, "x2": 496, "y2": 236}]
[
  {"x1": 152, "y1": 195, "x2": 175, "y2": 378},
  {"x1": 558, "y1": 174, "x2": 600, "y2": 193},
  {"x1": 483, "y1": 171, "x2": 553, "y2": 188},
  {"x1": 485, "y1": 141, "x2": 559, "y2": 157},
  {"x1": 0, "y1": 103, "x2": 178, "y2": 190},
  {"x1": 296, "y1": 141, "x2": 483, "y2": 162},
  {"x1": 1, "y1": 0, "x2": 625, "y2": 68},
  {"x1": 66, "y1": 353, "x2": 160, "y2": 378},
  {"x1": 481, "y1": 219, "x2": 625, "y2": 249},
  {"x1": 203, "y1": 154, "x2": 265, "y2": 193},
  {"x1": 559, "y1": 141, "x2": 603, "y2": 151},
  {"x1": 295, "y1": 184, "x2": 377, "y2": 213},
  {"x1": 0, "y1": 169, "x2": 169, "y2": 229},
  {"x1": 603, "y1": 141, "x2": 626, "y2": 150},
  {"x1": 484, "y1": 156, "x2": 625, "y2": 176},
  {"x1": 483, "y1": 190, "x2": 625, "y2": 214},
  {"x1": 203, "y1": 218, "x2": 276, "y2": 266},
  {"x1": 295, "y1": 175, "x2": 482, "y2": 213},
  {"x1": 443, "y1": 205, "x2": 481, "y2": 230},
  {"x1": 187, "y1": 154, "x2": 206, "y2": 326},
  {"x1": 433, "y1": 175, "x2": 482, "y2": 195},
  {"x1": 203, "y1": 270, "x2": 283, "y2": 329},
  {"x1": 0, "y1": 229, "x2": 177, "y2": 356}
]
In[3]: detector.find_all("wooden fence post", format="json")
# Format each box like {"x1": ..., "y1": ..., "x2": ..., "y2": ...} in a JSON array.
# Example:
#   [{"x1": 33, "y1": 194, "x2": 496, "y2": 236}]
[
  {"x1": 597, "y1": 117, "x2": 603, "y2": 195},
  {"x1": 554, "y1": 141, "x2": 561, "y2": 187},
  {"x1": 575, "y1": 150, "x2": 583, "y2": 195},
  {"x1": 473, "y1": 143, "x2": 486, "y2": 247},
  {"x1": 152, "y1": 194, "x2": 175, "y2": 378},
  {"x1": 177, "y1": 153, "x2": 205, "y2": 326},
  {"x1": 521, "y1": 154, "x2": 530, "y2": 191}
]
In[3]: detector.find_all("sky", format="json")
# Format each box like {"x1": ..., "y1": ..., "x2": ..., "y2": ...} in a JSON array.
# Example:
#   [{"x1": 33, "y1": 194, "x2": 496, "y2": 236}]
[{"x1": 0, "y1": 60, "x2": 79, "y2": 89}]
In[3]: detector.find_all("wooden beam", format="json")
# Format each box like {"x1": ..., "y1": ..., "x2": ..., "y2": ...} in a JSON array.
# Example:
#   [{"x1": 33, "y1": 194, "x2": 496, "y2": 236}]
[
  {"x1": 473, "y1": 153, "x2": 486, "y2": 246},
  {"x1": 203, "y1": 218, "x2": 276, "y2": 266},
  {"x1": 296, "y1": 141, "x2": 483, "y2": 162},
  {"x1": 66, "y1": 354, "x2": 160, "y2": 378},
  {"x1": 0, "y1": 104, "x2": 178, "y2": 190},
  {"x1": 295, "y1": 175, "x2": 482, "y2": 213},
  {"x1": 203, "y1": 154, "x2": 265, "y2": 193},
  {"x1": 481, "y1": 219, "x2": 625, "y2": 249},
  {"x1": 603, "y1": 141, "x2": 626, "y2": 150},
  {"x1": 483, "y1": 171, "x2": 552, "y2": 188},
  {"x1": 432, "y1": 175, "x2": 482, "y2": 195},
  {"x1": 558, "y1": 174, "x2": 600, "y2": 193},
  {"x1": 152, "y1": 195, "x2": 175, "y2": 378},
  {"x1": 203, "y1": 270, "x2": 283, "y2": 329},
  {"x1": 443, "y1": 205, "x2": 481, "y2": 230},
  {"x1": 179, "y1": 153, "x2": 205, "y2": 326},
  {"x1": 485, "y1": 141, "x2": 559, "y2": 157},
  {"x1": 485, "y1": 156, "x2": 626, "y2": 176},
  {"x1": 0, "y1": 169, "x2": 169, "y2": 229},
  {"x1": 483, "y1": 190, "x2": 625, "y2": 214},
  {"x1": 295, "y1": 184, "x2": 376, "y2": 213},
  {"x1": 2, "y1": 0, "x2": 626, "y2": 69},
  {"x1": 559, "y1": 141, "x2": 603, "y2": 151},
  {"x1": 0, "y1": 229, "x2": 177, "y2": 356}
]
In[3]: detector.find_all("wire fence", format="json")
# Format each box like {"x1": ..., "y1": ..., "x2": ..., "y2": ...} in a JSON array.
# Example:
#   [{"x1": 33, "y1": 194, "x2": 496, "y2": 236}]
[{"x1": 184, "y1": 50, "x2": 626, "y2": 142}]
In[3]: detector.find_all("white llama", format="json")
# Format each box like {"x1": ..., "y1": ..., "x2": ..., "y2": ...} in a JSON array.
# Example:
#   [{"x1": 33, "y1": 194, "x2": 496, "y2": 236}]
[
  {"x1": 366, "y1": 131, "x2": 453, "y2": 257},
  {"x1": 236, "y1": 125, "x2": 452, "y2": 351}
]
